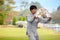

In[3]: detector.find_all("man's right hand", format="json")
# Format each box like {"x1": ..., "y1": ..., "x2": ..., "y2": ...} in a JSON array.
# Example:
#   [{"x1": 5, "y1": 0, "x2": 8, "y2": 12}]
[{"x1": 34, "y1": 16, "x2": 38, "y2": 19}]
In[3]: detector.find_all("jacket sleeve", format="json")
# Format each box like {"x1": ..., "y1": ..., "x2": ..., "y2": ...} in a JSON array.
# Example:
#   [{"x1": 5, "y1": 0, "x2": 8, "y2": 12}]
[
  {"x1": 38, "y1": 13, "x2": 51, "y2": 23},
  {"x1": 38, "y1": 17, "x2": 50, "y2": 23}
]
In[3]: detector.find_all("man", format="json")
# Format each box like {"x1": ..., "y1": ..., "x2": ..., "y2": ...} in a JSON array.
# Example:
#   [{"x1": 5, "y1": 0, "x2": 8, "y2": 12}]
[{"x1": 26, "y1": 5, "x2": 51, "y2": 40}]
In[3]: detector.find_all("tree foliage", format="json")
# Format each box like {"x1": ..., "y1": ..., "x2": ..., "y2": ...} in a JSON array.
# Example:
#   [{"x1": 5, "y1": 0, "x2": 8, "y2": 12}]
[
  {"x1": 0, "y1": 0, "x2": 15, "y2": 24},
  {"x1": 52, "y1": 5, "x2": 60, "y2": 23}
]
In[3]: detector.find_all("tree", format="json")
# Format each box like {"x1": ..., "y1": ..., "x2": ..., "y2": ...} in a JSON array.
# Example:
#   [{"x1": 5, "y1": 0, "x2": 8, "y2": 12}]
[
  {"x1": 19, "y1": 1, "x2": 42, "y2": 19},
  {"x1": 0, "y1": 0, "x2": 15, "y2": 24},
  {"x1": 57, "y1": 6, "x2": 60, "y2": 11},
  {"x1": 52, "y1": 5, "x2": 60, "y2": 23},
  {"x1": 30, "y1": 1, "x2": 42, "y2": 9},
  {"x1": 0, "y1": 0, "x2": 5, "y2": 24},
  {"x1": 20, "y1": 1, "x2": 29, "y2": 10}
]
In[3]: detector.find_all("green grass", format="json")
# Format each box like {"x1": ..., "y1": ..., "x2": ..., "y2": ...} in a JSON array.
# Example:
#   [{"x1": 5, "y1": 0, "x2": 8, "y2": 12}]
[{"x1": 0, "y1": 28, "x2": 60, "y2": 40}]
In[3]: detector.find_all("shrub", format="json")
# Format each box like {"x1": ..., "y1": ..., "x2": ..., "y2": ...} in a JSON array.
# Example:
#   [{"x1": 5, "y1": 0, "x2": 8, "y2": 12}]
[{"x1": 12, "y1": 17, "x2": 17, "y2": 25}]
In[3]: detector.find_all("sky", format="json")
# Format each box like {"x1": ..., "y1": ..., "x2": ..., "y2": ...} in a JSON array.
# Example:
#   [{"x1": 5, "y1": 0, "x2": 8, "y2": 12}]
[{"x1": 14, "y1": 0, "x2": 60, "y2": 13}]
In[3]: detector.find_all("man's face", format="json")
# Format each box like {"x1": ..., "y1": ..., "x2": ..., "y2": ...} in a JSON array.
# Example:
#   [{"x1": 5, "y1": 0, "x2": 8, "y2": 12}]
[{"x1": 31, "y1": 9, "x2": 37, "y2": 14}]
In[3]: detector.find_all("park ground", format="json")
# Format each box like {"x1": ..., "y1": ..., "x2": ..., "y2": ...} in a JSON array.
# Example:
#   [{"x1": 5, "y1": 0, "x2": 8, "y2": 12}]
[{"x1": 0, "y1": 27, "x2": 60, "y2": 40}]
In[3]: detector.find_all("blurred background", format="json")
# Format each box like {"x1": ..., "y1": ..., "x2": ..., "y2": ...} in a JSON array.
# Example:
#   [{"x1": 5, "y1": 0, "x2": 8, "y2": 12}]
[
  {"x1": 0, "y1": 0, "x2": 60, "y2": 40},
  {"x1": 0, "y1": 0, "x2": 60, "y2": 31}
]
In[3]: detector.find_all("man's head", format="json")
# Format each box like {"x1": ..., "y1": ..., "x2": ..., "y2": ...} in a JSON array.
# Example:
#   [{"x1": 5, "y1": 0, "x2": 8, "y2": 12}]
[{"x1": 30, "y1": 5, "x2": 37, "y2": 14}]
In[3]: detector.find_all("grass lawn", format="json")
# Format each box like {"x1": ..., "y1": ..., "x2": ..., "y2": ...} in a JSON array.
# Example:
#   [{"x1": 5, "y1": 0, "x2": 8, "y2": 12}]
[{"x1": 0, "y1": 28, "x2": 60, "y2": 40}]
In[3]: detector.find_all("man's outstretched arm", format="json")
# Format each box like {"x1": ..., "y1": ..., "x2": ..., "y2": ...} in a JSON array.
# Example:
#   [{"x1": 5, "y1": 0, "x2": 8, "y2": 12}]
[{"x1": 38, "y1": 17, "x2": 52, "y2": 23}]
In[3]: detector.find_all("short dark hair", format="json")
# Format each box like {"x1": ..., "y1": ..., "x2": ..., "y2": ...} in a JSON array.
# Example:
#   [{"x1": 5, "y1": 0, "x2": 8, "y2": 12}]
[{"x1": 30, "y1": 5, "x2": 37, "y2": 11}]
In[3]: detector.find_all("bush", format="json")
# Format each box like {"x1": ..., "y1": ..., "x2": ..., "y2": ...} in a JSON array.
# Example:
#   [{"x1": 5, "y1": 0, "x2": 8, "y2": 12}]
[
  {"x1": 19, "y1": 16, "x2": 26, "y2": 21},
  {"x1": 0, "y1": 14, "x2": 5, "y2": 25},
  {"x1": 19, "y1": 16, "x2": 23, "y2": 21},
  {"x1": 12, "y1": 17, "x2": 17, "y2": 25},
  {"x1": 23, "y1": 17, "x2": 26, "y2": 21}
]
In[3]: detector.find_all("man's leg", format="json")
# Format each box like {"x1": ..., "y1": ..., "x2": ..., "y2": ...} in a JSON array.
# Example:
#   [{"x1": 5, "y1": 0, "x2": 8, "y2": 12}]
[
  {"x1": 33, "y1": 31, "x2": 40, "y2": 40},
  {"x1": 35, "y1": 34, "x2": 40, "y2": 40},
  {"x1": 27, "y1": 32, "x2": 36, "y2": 40}
]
